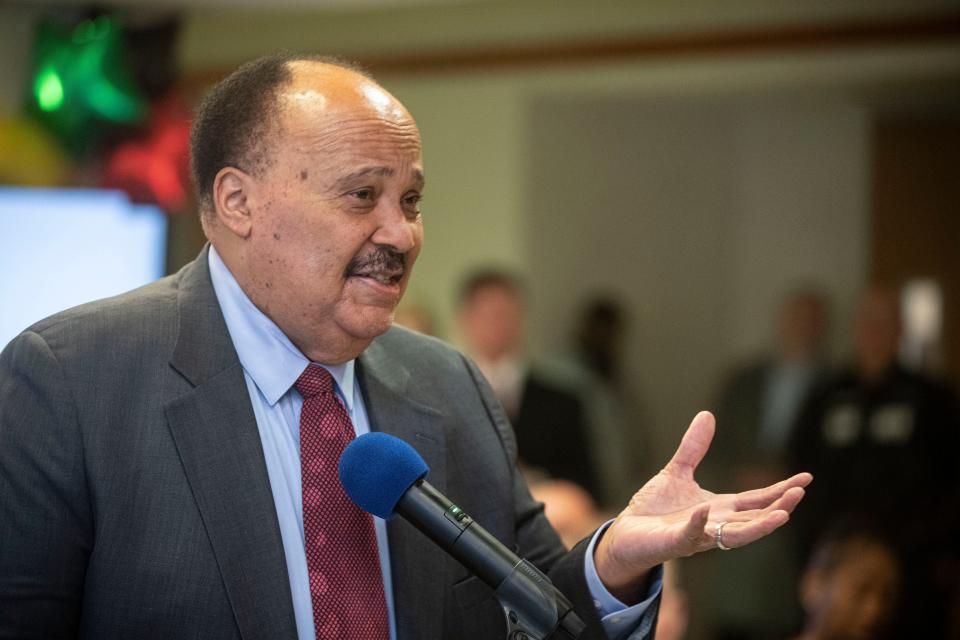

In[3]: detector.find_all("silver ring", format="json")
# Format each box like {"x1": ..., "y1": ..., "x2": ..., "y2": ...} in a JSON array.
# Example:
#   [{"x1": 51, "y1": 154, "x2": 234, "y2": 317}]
[{"x1": 715, "y1": 521, "x2": 732, "y2": 551}]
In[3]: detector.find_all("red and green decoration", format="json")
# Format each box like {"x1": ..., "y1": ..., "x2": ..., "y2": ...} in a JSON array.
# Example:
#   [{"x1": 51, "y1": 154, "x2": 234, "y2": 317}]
[
  {"x1": 29, "y1": 15, "x2": 148, "y2": 156},
  {"x1": 101, "y1": 94, "x2": 192, "y2": 213},
  {"x1": 18, "y1": 13, "x2": 191, "y2": 213}
]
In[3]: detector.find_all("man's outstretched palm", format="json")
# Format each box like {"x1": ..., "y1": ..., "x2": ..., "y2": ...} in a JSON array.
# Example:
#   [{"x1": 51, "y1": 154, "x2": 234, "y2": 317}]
[{"x1": 595, "y1": 411, "x2": 812, "y2": 600}]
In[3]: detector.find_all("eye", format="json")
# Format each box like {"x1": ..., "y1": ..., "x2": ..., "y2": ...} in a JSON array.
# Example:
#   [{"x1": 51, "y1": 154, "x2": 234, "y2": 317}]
[
  {"x1": 402, "y1": 192, "x2": 423, "y2": 217},
  {"x1": 350, "y1": 188, "x2": 375, "y2": 201}
]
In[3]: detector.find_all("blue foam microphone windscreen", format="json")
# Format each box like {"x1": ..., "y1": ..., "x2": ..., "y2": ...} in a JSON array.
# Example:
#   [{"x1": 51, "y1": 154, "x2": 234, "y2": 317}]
[{"x1": 339, "y1": 432, "x2": 429, "y2": 520}]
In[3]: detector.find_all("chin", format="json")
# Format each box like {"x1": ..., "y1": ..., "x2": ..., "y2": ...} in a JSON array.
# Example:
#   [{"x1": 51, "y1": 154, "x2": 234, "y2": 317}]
[{"x1": 342, "y1": 309, "x2": 396, "y2": 341}]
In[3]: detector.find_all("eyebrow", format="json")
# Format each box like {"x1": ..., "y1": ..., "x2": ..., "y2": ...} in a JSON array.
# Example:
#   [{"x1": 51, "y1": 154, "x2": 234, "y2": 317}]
[{"x1": 335, "y1": 166, "x2": 425, "y2": 190}]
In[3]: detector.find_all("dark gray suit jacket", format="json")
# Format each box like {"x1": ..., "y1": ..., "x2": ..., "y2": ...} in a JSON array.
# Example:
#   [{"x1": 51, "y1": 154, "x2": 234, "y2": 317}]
[{"x1": 0, "y1": 251, "x2": 654, "y2": 639}]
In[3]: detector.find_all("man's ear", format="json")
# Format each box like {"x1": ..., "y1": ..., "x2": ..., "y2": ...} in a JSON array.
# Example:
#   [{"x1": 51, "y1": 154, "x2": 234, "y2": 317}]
[{"x1": 212, "y1": 166, "x2": 255, "y2": 239}]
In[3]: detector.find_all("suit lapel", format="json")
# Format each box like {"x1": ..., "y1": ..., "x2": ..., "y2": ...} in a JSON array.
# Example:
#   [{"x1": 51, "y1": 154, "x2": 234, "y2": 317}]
[
  {"x1": 358, "y1": 338, "x2": 447, "y2": 640},
  {"x1": 165, "y1": 248, "x2": 297, "y2": 640}
]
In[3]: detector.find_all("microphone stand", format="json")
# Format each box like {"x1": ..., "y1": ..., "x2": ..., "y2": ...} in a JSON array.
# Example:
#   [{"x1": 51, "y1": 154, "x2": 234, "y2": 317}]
[
  {"x1": 395, "y1": 480, "x2": 585, "y2": 639},
  {"x1": 495, "y1": 558, "x2": 585, "y2": 640}
]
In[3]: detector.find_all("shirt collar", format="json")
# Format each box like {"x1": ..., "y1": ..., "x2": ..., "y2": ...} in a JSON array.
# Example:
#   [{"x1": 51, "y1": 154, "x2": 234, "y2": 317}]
[{"x1": 207, "y1": 245, "x2": 356, "y2": 408}]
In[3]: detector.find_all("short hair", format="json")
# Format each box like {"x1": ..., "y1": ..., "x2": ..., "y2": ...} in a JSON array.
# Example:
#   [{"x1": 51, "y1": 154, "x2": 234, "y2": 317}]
[
  {"x1": 458, "y1": 269, "x2": 524, "y2": 306},
  {"x1": 578, "y1": 297, "x2": 624, "y2": 332},
  {"x1": 806, "y1": 520, "x2": 898, "y2": 576},
  {"x1": 189, "y1": 53, "x2": 370, "y2": 215}
]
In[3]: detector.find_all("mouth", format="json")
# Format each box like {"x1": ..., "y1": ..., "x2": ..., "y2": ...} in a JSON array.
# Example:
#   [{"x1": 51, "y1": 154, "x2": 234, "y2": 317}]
[
  {"x1": 349, "y1": 270, "x2": 404, "y2": 286},
  {"x1": 345, "y1": 248, "x2": 407, "y2": 293}
]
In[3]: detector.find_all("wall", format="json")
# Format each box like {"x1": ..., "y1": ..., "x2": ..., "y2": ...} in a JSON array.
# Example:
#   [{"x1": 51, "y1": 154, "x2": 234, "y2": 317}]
[
  {"x1": 178, "y1": 0, "x2": 960, "y2": 70},
  {"x1": 727, "y1": 98, "x2": 870, "y2": 359},
  {"x1": 0, "y1": 4, "x2": 41, "y2": 115},
  {"x1": 525, "y1": 94, "x2": 870, "y2": 458}
]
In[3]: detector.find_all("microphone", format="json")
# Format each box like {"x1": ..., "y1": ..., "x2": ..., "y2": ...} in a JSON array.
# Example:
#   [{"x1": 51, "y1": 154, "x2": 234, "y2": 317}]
[{"x1": 339, "y1": 432, "x2": 585, "y2": 640}]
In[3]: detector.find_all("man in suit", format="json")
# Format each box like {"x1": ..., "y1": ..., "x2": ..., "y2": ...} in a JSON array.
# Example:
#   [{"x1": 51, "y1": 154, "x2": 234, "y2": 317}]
[
  {"x1": 712, "y1": 288, "x2": 830, "y2": 489},
  {"x1": 0, "y1": 54, "x2": 811, "y2": 639},
  {"x1": 456, "y1": 270, "x2": 603, "y2": 501}
]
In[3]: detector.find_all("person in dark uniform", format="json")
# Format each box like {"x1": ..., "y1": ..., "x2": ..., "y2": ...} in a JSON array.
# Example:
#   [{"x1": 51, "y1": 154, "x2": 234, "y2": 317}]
[{"x1": 790, "y1": 285, "x2": 959, "y2": 638}]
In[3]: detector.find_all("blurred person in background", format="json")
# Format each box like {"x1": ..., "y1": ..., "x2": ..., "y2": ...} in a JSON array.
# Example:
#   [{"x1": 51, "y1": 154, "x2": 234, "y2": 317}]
[
  {"x1": 540, "y1": 294, "x2": 649, "y2": 508},
  {"x1": 792, "y1": 524, "x2": 899, "y2": 640},
  {"x1": 714, "y1": 288, "x2": 830, "y2": 490},
  {"x1": 704, "y1": 287, "x2": 831, "y2": 640},
  {"x1": 790, "y1": 284, "x2": 960, "y2": 637},
  {"x1": 574, "y1": 296, "x2": 627, "y2": 386},
  {"x1": 529, "y1": 477, "x2": 607, "y2": 550},
  {"x1": 571, "y1": 297, "x2": 650, "y2": 505},
  {"x1": 656, "y1": 562, "x2": 690, "y2": 640},
  {"x1": 457, "y1": 269, "x2": 603, "y2": 500},
  {"x1": 392, "y1": 300, "x2": 438, "y2": 337}
]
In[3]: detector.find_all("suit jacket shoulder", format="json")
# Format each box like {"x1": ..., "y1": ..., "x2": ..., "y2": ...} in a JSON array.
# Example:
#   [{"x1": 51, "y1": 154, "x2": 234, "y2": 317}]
[{"x1": 0, "y1": 253, "x2": 295, "y2": 639}]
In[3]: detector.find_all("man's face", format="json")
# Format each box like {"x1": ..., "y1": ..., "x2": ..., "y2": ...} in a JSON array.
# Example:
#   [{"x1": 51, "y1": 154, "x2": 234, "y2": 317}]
[
  {"x1": 239, "y1": 65, "x2": 424, "y2": 362},
  {"x1": 853, "y1": 289, "x2": 901, "y2": 375},
  {"x1": 805, "y1": 543, "x2": 899, "y2": 640},
  {"x1": 459, "y1": 285, "x2": 524, "y2": 361},
  {"x1": 780, "y1": 295, "x2": 827, "y2": 360}
]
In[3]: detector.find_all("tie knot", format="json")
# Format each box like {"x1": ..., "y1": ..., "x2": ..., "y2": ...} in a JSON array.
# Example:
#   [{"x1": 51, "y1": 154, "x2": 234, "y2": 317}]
[{"x1": 294, "y1": 364, "x2": 334, "y2": 399}]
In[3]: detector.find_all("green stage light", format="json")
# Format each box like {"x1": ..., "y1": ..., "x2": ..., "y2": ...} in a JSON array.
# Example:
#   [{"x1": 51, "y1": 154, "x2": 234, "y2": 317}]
[
  {"x1": 35, "y1": 67, "x2": 64, "y2": 112},
  {"x1": 28, "y1": 15, "x2": 147, "y2": 155}
]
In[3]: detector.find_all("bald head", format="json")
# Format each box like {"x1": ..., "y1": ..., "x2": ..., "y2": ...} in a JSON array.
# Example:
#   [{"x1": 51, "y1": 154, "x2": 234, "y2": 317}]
[
  {"x1": 190, "y1": 54, "x2": 405, "y2": 217},
  {"x1": 282, "y1": 60, "x2": 410, "y2": 124}
]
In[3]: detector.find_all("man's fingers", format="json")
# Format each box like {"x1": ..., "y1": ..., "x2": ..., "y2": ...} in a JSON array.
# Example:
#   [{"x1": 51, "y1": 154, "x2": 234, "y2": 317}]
[
  {"x1": 728, "y1": 487, "x2": 806, "y2": 521},
  {"x1": 712, "y1": 510, "x2": 790, "y2": 550},
  {"x1": 667, "y1": 411, "x2": 716, "y2": 476},
  {"x1": 683, "y1": 503, "x2": 710, "y2": 545},
  {"x1": 734, "y1": 472, "x2": 813, "y2": 510},
  {"x1": 768, "y1": 486, "x2": 805, "y2": 515}
]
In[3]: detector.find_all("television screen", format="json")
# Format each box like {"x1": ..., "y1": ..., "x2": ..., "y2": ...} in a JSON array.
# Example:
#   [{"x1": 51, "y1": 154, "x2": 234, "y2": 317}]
[{"x1": 0, "y1": 187, "x2": 167, "y2": 350}]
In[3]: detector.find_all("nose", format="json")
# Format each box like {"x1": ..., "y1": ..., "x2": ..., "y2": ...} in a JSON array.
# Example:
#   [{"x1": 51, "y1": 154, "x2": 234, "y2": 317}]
[{"x1": 371, "y1": 201, "x2": 419, "y2": 254}]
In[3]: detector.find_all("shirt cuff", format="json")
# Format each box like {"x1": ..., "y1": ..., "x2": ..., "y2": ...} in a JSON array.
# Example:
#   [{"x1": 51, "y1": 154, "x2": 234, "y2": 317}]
[{"x1": 584, "y1": 520, "x2": 664, "y2": 640}]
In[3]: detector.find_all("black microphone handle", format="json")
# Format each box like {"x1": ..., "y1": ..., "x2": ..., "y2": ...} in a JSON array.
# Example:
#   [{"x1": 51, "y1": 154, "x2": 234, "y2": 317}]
[
  {"x1": 394, "y1": 479, "x2": 585, "y2": 639},
  {"x1": 395, "y1": 479, "x2": 519, "y2": 586}
]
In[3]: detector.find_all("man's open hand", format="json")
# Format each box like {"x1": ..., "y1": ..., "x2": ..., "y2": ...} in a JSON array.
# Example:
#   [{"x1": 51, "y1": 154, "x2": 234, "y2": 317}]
[{"x1": 594, "y1": 411, "x2": 812, "y2": 602}]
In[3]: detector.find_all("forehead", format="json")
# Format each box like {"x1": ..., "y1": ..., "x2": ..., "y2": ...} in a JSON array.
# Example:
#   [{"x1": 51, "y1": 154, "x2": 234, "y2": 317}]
[
  {"x1": 469, "y1": 284, "x2": 522, "y2": 308},
  {"x1": 272, "y1": 63, "x2": 421, "y2": 160}
]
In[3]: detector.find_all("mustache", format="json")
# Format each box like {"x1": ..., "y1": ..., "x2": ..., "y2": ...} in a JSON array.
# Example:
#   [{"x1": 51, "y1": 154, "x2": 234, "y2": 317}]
[{"x1": 344, "y1": 247, "x2": 407, "y2": 277}]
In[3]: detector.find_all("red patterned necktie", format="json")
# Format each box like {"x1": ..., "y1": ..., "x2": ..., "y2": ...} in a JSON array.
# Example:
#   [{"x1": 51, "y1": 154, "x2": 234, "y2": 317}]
[{"x1": 295, "y1": 364, "x2": 390, "y2": 640}]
